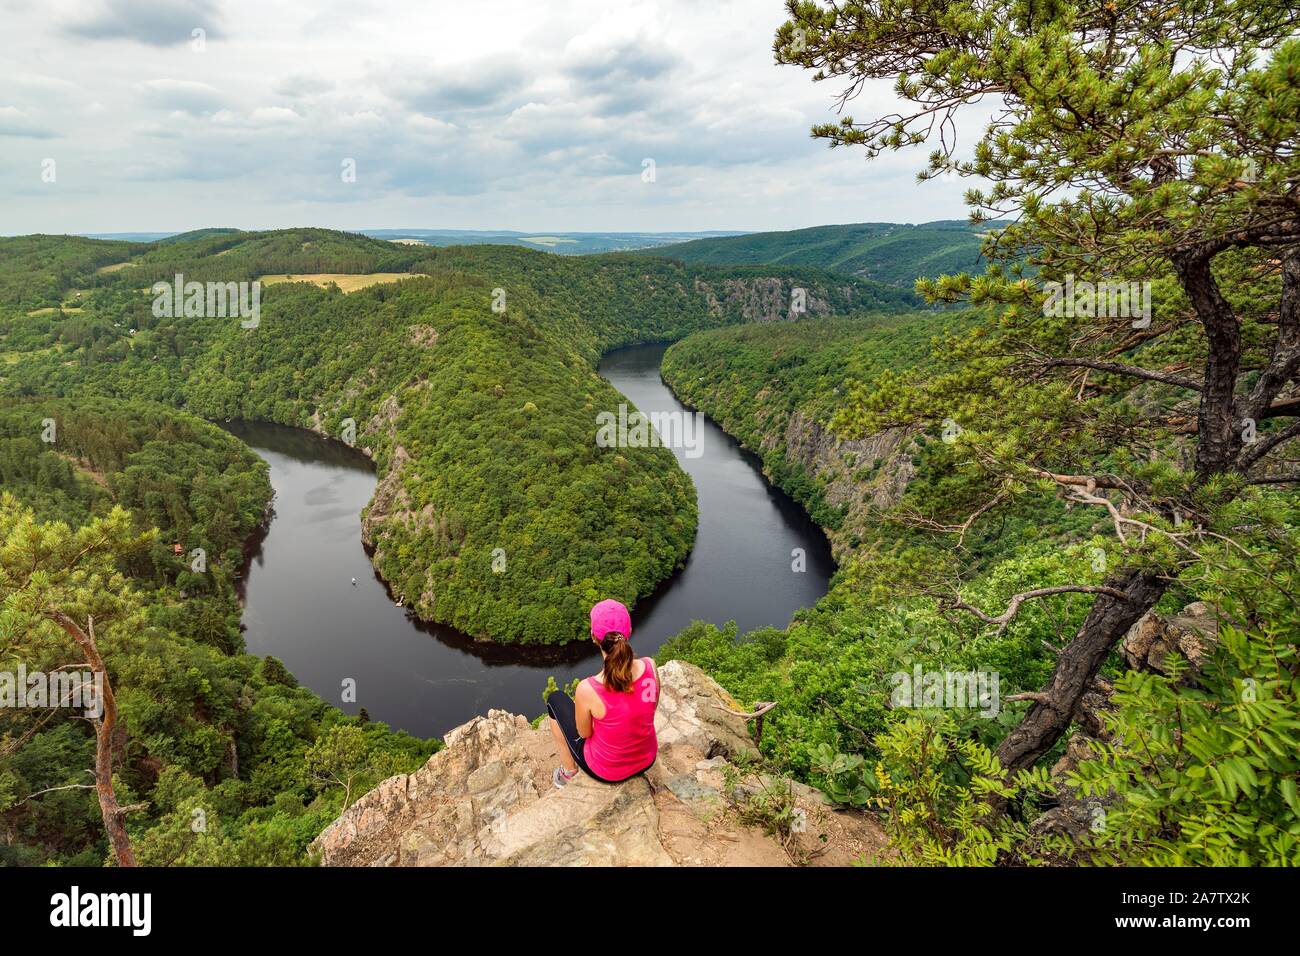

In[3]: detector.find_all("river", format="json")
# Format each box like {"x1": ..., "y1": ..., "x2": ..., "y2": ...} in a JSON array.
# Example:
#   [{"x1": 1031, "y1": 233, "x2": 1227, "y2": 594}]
[{"x1": 229, "y1": 343, "x2": 833, "y2": 738}]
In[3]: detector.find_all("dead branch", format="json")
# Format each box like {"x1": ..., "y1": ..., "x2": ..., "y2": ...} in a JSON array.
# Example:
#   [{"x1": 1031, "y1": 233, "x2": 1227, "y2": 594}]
[
  {"x1": 11, "y1": 772, "x2": 96, "y2": 808},
  {"x1": 44, "y1": 610, "x2": 136, "y2": 868},
  {"x1": 1248, "y1": 472, "x2": 1300, "y2": 484},
  {"x1": 941, "y1": 585, "x2": 1131, "y2": 637},
  {"x1": 1005, "y1": 691, "x2": 1053, "y2": 704}
]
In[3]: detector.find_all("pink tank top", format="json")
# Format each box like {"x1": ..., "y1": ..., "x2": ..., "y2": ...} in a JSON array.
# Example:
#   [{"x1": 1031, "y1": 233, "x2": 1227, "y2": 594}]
[{"x1": 584, "y1": 658, "x2": 659, "y2": 781}]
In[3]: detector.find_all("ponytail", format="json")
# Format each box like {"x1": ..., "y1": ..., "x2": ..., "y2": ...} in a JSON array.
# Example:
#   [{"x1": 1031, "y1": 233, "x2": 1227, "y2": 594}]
[{"x1": 599, "y1": 634, "x2": 635, "y2": 693}]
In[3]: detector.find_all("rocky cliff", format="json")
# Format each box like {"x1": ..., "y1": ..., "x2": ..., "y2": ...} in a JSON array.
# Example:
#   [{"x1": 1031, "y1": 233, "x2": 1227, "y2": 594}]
[
  {"x1": 313, "y1": 661, "x2": 885, "y2": 867},
  {"x1": 766, "y1": 408, "x2": 916, "y2": 559}
]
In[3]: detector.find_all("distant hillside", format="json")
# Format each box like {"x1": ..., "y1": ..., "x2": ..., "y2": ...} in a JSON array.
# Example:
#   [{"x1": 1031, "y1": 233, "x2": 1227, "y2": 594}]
[
  {"x1": 0, "y1": 228, "x2": 915, "y2": 646},
  {"x1": 157, "y1": 227, "x2": 245, "y2": 244},
  {"x1": 641, "y1": 221, "x2": 1001, "y2": 287},
  {"x1": 75, "y1": 228, "x2": 750, "y2": 257}
]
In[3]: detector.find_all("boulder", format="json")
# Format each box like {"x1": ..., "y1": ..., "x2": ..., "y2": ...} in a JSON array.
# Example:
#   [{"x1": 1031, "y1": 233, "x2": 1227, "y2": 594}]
[
  {"x1": 312, "y1": 660, "x2": 884, "y2": 867},
  {"x1": 1122, "y1": 601, "x2": 1219, "y2": 681}
]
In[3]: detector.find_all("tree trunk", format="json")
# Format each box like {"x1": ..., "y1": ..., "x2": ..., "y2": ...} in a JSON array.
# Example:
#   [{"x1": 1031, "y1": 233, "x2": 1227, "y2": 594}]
[
  {"x1": 994, "y1": 253, "x2": 1247, "y2": 780},
  {"x1": 993, "y1": 568, "x2": 1167, "y2": 774},
  {"x1": 48, "y1": 611, "x2": 137, "y2": 867},
  {"x1": 1173, "y1": 253, "x2": 1242, "y2": 478}
]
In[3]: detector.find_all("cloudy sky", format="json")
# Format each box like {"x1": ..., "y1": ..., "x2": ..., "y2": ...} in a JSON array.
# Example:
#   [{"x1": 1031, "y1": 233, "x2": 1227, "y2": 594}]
[{"x1": 1, "y1": 0, "x2": 975, "y2": 235}]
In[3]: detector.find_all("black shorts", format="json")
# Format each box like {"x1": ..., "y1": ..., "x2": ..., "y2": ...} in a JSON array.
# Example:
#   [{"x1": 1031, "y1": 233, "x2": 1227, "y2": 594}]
[{"x1": 546, "y1": 690, "x2": 653, "y2": 784}]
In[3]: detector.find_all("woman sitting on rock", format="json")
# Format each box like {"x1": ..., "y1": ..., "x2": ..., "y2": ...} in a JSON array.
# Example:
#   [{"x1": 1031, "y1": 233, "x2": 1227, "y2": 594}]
[{"x1": 547, "y1": 599, "x2": 659, "y2": 788}]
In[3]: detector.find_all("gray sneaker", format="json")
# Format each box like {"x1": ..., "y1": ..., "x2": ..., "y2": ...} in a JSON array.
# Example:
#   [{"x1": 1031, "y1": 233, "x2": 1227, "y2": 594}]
[{"x1": 553, "y1": 767, "x2": 578, "y2": 789}]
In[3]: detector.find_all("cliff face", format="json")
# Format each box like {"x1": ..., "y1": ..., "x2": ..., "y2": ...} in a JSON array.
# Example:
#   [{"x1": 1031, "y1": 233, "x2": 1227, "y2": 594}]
[
  {"x1": 768, "y1": 408, "x2": 916, "y2": 559},
  {"x1": 665, "y1": 368, "x2": 918, "y2": 562},
  {"x1": 691, "y1": 276, "x2": 862, "y2": 324},
  {"x1": 313, "y1": 661, "x2": 885, "y2": 867}
]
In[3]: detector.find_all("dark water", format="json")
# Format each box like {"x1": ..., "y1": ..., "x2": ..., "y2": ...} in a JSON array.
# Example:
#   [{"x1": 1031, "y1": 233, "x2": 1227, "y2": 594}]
[{"x1": 230, "y1": 343, "x2": 833, "y2": 738}]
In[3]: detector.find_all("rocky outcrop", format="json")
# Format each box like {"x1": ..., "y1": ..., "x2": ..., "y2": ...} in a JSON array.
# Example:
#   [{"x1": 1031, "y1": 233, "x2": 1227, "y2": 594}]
[
  {"x1": 360, "y1": 443, "x2": 411, "y2": 548},
  {"x1": 1121, "y1": 601, "x2": 1219, "y2": 681},
  {"x1": 692, "y1": 277, "x2": 852, "y2": 323},
  {"x1": 312, "y1": 661, "x2": 886, "y2": 867},
  {"x1": 757, "y1": 407, "x2": 916, "y2": 559},
  {"x1": 407, "y1": 325, "x2": 439, "y2": 348},
  {"x1": 1028, "y1": 732, "x2": 1111, "y2": 844}
]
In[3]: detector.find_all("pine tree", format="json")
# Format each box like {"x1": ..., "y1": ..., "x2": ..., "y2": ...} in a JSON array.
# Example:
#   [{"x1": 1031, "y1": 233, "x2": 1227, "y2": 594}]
[{"x1": 777, "y1": 0, "x2": 1300, "y2": 774}]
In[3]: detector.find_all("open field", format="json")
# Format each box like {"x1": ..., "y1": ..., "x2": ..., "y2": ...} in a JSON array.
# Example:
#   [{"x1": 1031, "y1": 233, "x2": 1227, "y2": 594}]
[{"x1": 258, "y1": 272, "x2": 428, "y2": 292}]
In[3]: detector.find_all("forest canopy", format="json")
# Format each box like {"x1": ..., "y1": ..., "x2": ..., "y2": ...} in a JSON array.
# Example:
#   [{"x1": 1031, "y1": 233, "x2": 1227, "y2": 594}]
[{"x1": 0, "y1": 229, "x2": 917, "y2": 644}]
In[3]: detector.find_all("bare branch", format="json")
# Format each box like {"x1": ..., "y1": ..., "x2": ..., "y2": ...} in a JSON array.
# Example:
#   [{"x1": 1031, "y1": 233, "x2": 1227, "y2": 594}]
[
  {"x1": 940, "y1": 585, "x2": 1132, "y2": 637},
  {"x1": 1005, "y1": 691, "x2": 1053, "y2": 704},
  {"x1": 11, "y1": 772, "x2": 96, "y2": 808},
  {"x1": 1247, "y1": 472, "x2": 1300, "y2": 485},
  {"x1": 1240, "y1": 420, "x2": 1300, "y2": 472}
]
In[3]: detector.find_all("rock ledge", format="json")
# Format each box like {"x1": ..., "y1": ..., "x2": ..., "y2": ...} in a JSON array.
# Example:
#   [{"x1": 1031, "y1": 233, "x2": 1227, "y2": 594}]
[{"x1": 313, "y1": 661, "x2": 885, "y2": 867}]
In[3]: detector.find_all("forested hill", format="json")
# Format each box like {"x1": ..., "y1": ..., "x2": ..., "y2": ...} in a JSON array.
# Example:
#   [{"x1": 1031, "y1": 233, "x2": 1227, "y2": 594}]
[
  {"x1": 657, "y1": 302, "x2": 1299, "y2": 866},
  {"x1": 637, "y1": 220, "x2": 998, "y2": 287},
  {"x1": 0, "y1": 398, "x2": 435, "y2": 865},
  {"x1": 0, "y1": 229, "x2": 919, "y2": 646}
]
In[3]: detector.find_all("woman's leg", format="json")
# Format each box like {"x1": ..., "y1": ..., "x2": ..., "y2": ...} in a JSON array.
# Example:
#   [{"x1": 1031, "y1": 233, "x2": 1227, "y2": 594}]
[
  {"x1": 546, "y1": 691, "x2": 579, "y2": 774},
  {"x1": 548, "y1": 712, "x2": 578, "y2": 773}
]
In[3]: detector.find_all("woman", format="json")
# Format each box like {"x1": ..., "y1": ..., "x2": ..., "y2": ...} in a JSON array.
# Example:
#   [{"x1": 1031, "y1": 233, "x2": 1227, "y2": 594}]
[{"x1": 547, "y1": 598, "x2": 659, "y2": 788}]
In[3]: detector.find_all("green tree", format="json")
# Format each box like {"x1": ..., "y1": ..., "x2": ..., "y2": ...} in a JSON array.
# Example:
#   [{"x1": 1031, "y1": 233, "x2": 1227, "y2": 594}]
[
  {"x1": 777, "y1": 0, "x2": 1300, "y2": 775},
  {"x1": 1, "y1": 497, "x2": 150, "y2": 865},
  {"x1": 304, "y1": 724, "x2": 373, "y2": 810}
]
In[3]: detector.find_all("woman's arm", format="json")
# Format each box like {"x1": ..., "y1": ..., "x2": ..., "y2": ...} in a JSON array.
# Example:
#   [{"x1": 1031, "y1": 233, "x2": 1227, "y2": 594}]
[
  {"x1": 575, "y1": 681, "x2": 597, "y2": 738},
  {"x1": 646, "y1": 657, "x2": 660, "y2": 711}
]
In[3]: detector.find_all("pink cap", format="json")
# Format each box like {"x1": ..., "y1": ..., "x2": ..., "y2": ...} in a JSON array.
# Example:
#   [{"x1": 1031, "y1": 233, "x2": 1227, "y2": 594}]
[{"x1": 590, "y1": 599, "x2": 632, "y2": 641}]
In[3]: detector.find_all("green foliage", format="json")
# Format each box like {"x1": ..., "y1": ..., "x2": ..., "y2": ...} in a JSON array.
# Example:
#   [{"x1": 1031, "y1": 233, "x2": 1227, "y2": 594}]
[
  {"x1": 540, "y1": 674, "x2": 581, "y2": 705},
  {"x1": 731, "y1": 776, "x2": 804, "y2": 845},
  {"x1": 1070, "y1": 630, "x2": 1300, "y2": 866},
  {"x1": 662, "y1": 312, "x2": 973, "y2": 529},
  {"x1": 810, "y1": 744, "x2": 871, "y2": 808},
  {"x1": 660, "y1": 540, "x2": 1084, "y2": 778},
  {"x1": 1066, "y1": 514, "x2": 1300, "y2": 866},
  {"x1": 0, "y1": 228, "x2": 911, "y2": 643},
  {"x1": 0, "y1": 235, "x2": 144, "y2": 314},
  {"x1": 0, "y1": 399, "x2": 435, "y2": 866},
  {"x1": 870, "y1": 713, "x2": 1054, "y2": 866},
  {"x1": 659, "y1": 276, "x2": 1300, "y2": 869}
]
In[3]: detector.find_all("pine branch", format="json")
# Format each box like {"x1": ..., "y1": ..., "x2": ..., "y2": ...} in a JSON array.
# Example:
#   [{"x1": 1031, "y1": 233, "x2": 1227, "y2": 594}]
[{"x1": 1029, "y1": 357, "x2": 1203, "y2": 391}]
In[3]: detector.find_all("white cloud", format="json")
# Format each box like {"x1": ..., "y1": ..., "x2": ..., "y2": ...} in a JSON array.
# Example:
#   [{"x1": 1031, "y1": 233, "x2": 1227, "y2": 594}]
[
  {"x1": 139, "y1": 78, "x2": 226, "y2": 113},
  {"x1": 2, "y1": 0, "x2": 981, "y2": 233},
  {"x1": 0, "y1": 106, "x2": 57, "y2": 139}
]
